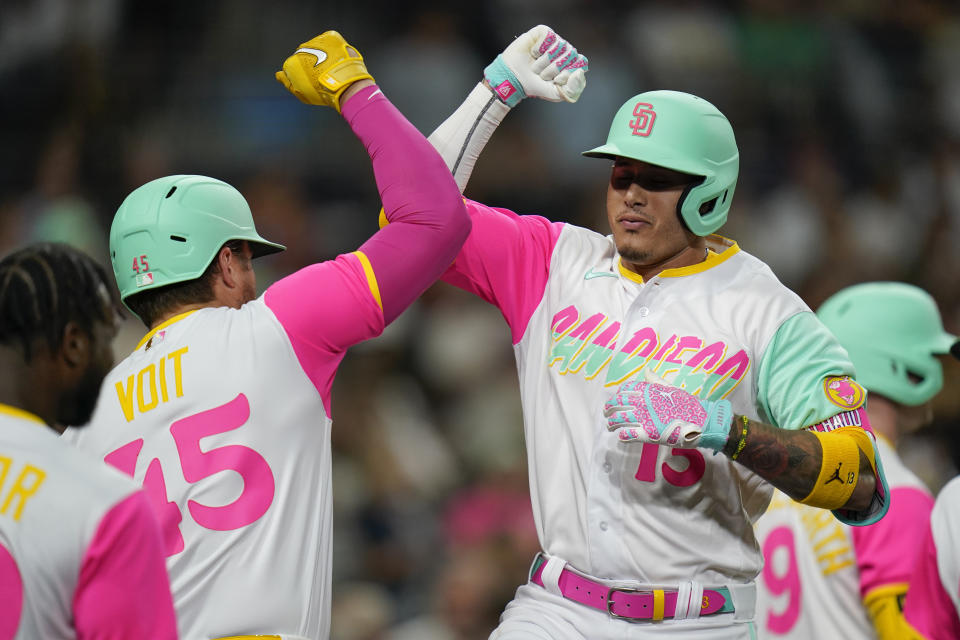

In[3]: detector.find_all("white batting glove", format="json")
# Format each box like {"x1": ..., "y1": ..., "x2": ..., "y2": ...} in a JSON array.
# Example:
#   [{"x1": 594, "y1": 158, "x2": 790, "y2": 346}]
[
  {"x1": 484, "y1": 25, "x2": 588, "y2": 108},
  {"x1": 604, "y1": 380, "x2": 734, "y2": 451}
]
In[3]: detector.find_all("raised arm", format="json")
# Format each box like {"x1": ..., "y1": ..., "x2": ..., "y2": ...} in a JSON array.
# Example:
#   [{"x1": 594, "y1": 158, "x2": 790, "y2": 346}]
[
  {"x1": 428, "y1": 25, "x2": 588, "y2": 191},
  {"x1": 419, "y1": 26, "x2": 589, "y2": 342},
  {"x1": 269, "y1": 31, "x2": 470, "y2": 336}
]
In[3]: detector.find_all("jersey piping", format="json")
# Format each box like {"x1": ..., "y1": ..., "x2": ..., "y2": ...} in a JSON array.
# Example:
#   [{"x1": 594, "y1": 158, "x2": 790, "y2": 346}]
[
  {"x1": 0, "y1": 403, "x2": 44, "y2": 425},
  {"x1": 135, "y1": 310, "x2": 200, "y2": 350}
]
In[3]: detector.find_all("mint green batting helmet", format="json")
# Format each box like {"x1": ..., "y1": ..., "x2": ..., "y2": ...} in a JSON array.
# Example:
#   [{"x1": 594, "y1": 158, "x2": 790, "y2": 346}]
[
  {"x1": 110, "y1": 175, "x2": 285, "y2": 304},
  {"x1": 583, "y1": 90, "x2": 739, "y2": 236},
  {"x1": 817, "y1": 282, "x2": 959, "y2": 406}
]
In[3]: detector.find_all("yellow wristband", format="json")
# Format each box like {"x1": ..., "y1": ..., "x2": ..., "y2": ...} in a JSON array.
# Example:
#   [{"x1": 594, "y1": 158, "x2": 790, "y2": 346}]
[
  {"x1": 835, "y1": 425, "x2": 880, "y2": 479},
  {"x1": 800, "y1": 430, "x2": 859, "y2": 509},
  {"x1": 731, "y1": 415, "x2": 749, "y2": 461}
]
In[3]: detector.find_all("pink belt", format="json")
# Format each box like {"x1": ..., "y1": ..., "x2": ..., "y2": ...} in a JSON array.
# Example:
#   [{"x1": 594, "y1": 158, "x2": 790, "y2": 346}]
[{"x1": 529, "y1": 553, "x2": 733, "y2": 621}]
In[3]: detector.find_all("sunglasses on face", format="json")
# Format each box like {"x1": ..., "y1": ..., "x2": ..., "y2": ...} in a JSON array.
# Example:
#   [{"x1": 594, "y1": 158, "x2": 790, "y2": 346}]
[{"x1": 609, "y1": 163, "x2": 702, "y2": 192}]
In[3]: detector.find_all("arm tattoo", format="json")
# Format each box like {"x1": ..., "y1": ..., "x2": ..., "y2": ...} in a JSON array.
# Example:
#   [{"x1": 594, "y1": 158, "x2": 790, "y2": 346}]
[
  {"x1": 723, "y1": 417, "x2": 875, "y2": 510},
  {"x1": 722, "y1": 417, "x2": 822, "y2": 501}
]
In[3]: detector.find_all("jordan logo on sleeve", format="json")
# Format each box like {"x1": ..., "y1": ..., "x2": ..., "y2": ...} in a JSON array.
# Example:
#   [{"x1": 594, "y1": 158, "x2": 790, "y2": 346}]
[{"x1": 824, "y1": 462, "x2": 844, "y2": 485}]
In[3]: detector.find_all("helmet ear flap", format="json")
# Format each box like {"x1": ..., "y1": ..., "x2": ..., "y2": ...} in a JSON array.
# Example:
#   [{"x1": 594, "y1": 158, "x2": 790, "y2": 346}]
[
  {"x1": 678, "y1": 178, "x2": 734, "y2": 236},
  {"x1": 675, "y1": 179, "x2": 702, "y2": 233},
  {"x1": 890, "y1": 355, "x2": 943, "y2": 406}
]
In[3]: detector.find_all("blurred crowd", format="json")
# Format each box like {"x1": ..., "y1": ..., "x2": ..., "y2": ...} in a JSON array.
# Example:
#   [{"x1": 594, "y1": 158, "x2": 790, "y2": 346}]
[{"x1": 2, "y1": 1, "x2": 960, "y2": 638}]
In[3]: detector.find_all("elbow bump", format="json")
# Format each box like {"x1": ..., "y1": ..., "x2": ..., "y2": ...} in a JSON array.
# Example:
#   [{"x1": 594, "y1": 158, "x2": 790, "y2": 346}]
[
  {"x1": 455, "y1": 202, "x2": 472, "y2": 239},
  {"x1": 442, "y1": 199, "x2": 471, "y2": 241}
]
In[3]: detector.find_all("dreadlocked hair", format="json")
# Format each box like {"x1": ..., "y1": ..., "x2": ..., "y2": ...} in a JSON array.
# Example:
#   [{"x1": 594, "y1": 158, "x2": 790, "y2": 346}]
[
  {"x1": 0, "y1": 243, "x2": 116, "y2": 361},
  {"x1": 124, "y1": 239, "x2": 248, "y2": 327}
]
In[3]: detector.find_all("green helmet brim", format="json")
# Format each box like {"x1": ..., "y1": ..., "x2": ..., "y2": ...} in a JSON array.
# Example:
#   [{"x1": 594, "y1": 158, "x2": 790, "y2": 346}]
[
  {"x1": 249, "y1": 238, "x2": 286, "y2": 258},
  {"x1": 935, "y1": 332, "x2": 960, "y2": 357}
]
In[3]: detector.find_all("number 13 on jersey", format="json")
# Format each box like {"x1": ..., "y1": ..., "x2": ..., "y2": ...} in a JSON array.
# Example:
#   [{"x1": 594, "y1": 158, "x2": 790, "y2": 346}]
[{"x1": 104, "y1": 393, "x2": 275, "y2": 556}]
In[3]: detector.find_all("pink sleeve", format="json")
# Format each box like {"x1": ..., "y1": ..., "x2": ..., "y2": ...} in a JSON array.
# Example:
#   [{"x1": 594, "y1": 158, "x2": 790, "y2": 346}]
[
  {"x1": 265, "y1": 254, "x2": 384, "y2": 412},
  {"x1": 443, "y1": 199, "x2": 563, "y2": 344},
  {"x1": 264, "y1": 84, "x2": 469, "y2": 414},
  {"x1": 343, "y1": 85, "x2": 470, "y2": 325},
  {"x1": 904, "y1": 523, "x2": 960, "y2": 639},
  {"x1": 852, "y1": 485, "x2": 934, "y2": 598},
  {"x1": 74, "y1": 491, "x2": 178, "y2": 639}
]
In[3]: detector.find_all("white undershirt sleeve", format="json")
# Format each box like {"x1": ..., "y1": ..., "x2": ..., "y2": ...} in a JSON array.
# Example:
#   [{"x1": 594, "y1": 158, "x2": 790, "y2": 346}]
[{"x1": 427, "y1": 82, "x2": 511, "y2": 192}]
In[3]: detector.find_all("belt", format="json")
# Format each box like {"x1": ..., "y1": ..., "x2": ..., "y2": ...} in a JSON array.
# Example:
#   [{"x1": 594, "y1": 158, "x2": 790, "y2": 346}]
[{"x1": 529, "y1": 553, "x2": 735, "y2": 622}]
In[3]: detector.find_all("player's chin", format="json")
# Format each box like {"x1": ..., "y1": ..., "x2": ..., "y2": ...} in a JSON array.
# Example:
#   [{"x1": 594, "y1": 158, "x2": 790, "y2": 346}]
[
  {"x1": 615, "y1": 242, "x2": 654, "y2": 265},
  {"x1": 58, "y1": 370, "x2": 106, "y2": 427},
  {"x1": 57, "y1": 398, "x2": 97, "y2": 429}
]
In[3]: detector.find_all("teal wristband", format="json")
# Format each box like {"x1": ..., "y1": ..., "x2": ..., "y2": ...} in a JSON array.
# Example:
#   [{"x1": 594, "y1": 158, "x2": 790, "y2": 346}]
[
  {"x1": 699, "y1": 399, "x2": 734, "y2": 451},
  {"x1": 483, "y1": 55, "x2": 526, "y2": 107}
]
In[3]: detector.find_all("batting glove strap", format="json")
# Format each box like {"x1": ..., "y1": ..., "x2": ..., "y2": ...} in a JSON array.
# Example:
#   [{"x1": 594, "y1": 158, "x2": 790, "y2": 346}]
[
  {"x1": 484, "y1": 25, "x2": 588, "y2": 108},
  {"x1": 697, "y1": 398, "x2": 734, "y2": 451},
  {"x1": 484, "y1": 55, "x2": 526, "y2": 107}
]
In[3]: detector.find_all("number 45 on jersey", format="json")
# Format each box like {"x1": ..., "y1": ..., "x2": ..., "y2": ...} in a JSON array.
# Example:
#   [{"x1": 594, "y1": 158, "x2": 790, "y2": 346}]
[{"x1": 104, "y1": 394, "x2": 275, "y2": 556}]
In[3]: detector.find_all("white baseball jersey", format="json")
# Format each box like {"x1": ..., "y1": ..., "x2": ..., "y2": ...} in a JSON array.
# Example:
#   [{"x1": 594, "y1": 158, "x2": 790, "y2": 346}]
[
  {"x1": 63, "y1": 254, "x2": 385, "y2": 640},
  {"x1": 442, "y1": 200, "x2": 875, "y2": 635},
  {"x1": 755, "y1": 436, "x2": 932, "y2": 638},
  {"x1": 904, "y1": 475, "x2": 960, "y2": 639},
  {"x1": 0, "y1": 404, "x2": 176, "y2": 639}
]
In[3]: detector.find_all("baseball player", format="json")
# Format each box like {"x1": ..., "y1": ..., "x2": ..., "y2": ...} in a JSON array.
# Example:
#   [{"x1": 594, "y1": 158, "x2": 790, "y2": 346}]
[
  {"x1": 903, "y1": 475, "x2": 960, "y2": 639},
  {"x1": 0, "y1": 243, "x2": 177, "y2": 639},
  {"x1": 61, "y1": 31, "x2": 469, "y2": 640},
  {"x1": 423, "y1": 25, "x2": 889, "y2": 638},
  {"x1": 754, "y1": 282, "x2": 959, "y2": 639}
]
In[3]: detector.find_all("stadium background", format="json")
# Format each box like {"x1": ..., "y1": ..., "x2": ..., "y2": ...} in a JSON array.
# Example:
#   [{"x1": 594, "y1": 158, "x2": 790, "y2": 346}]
[{"x1": 2, "y1": 1, "x2": 959, "y2": 637}]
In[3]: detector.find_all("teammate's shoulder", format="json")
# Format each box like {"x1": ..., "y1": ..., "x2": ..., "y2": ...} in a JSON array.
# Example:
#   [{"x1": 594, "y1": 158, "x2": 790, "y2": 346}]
[
  {"x1": 44, "y1": 432, "x2": 141, "y2": 502},
  {"x1": 175, "y1": 298, "x2": 274, "y2": 331},
  {"x1": 53, "y1": 434, "x2": 134, "y2": 480},
  {"x1": 201, "y1": 298, "x2": 270, "y2": 318}
]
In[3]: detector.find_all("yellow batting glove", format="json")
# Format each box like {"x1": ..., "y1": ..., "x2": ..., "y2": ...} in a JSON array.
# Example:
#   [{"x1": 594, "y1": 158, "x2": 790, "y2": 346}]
[{"x1": 275, "y1": 31, "x2": 374, "y2": 112}]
